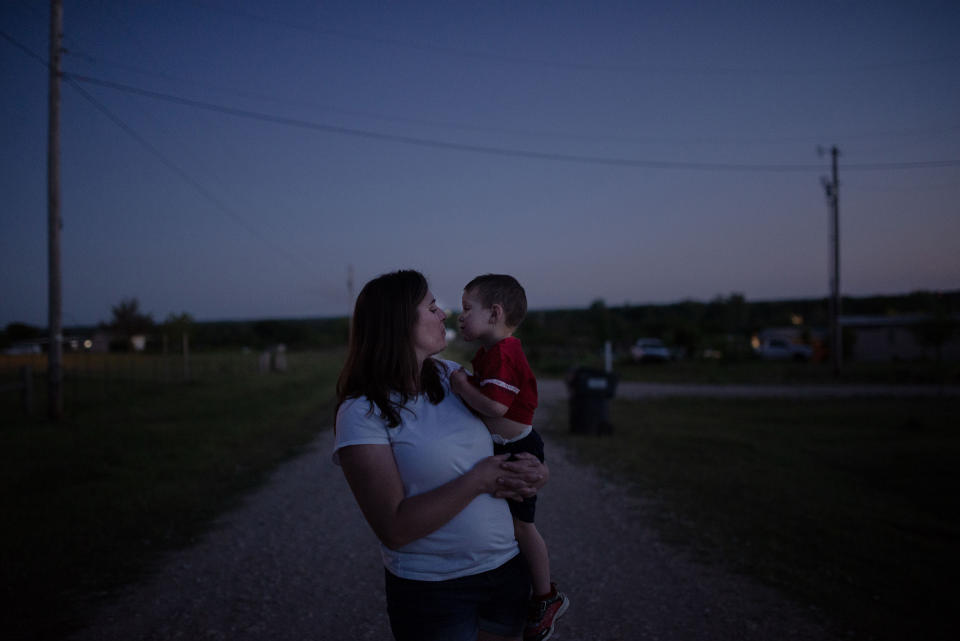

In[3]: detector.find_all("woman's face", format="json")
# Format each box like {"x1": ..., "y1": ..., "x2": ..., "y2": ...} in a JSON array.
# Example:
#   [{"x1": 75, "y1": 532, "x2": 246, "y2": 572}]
[{"x1": 411, "y1": 290, "x2": 447, "y2": 363}]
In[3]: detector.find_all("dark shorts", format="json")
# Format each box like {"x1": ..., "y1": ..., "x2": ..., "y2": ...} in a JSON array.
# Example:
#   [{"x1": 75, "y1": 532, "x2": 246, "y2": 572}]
[
  {"x1": 493, "y1": 428, "x2": 545, "y2": 523},
  {"x1": 384, "y1": 553, "x2": 531, "y2": 641}
]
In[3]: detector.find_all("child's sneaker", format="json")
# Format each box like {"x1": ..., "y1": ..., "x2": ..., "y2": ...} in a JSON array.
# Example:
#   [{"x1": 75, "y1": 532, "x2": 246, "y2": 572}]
[{"x1": 524, "y1": 583, "x2": 569, "y2": 641}]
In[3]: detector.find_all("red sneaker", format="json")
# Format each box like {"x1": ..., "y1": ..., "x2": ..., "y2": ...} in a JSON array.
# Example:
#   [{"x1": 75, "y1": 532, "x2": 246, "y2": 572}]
[{"x1": 524, "y1": 583, "x2": 569, "y2": 641}]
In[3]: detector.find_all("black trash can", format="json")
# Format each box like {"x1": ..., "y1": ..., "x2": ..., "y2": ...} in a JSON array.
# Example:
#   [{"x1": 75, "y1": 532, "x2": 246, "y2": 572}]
[{"x1": 566, "y1": 367, "x2": 618, "y2": 435}]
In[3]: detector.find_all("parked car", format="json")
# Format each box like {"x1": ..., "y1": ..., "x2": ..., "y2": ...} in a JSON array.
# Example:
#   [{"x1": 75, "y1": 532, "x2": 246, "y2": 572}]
[
  {"x1": 754, "y1": 338, "x2": 812, "y2": 362},
  {"x1": 630, "y1": 338, "x2": 671, "y2": 362}
]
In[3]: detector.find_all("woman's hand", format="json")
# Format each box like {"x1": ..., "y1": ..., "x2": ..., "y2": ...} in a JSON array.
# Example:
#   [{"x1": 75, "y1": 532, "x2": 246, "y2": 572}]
[
  {"x1": 466, "y1": 453, "x2": 515, "y2": 495},
  {"x1": 493, "y1": 452, "x2": 549, "y2": 501}
]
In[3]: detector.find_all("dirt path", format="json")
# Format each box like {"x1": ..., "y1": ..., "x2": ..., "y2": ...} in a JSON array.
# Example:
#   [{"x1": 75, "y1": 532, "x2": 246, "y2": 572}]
[{"x1": 71, "y1": 385, "x2": 839, "y2": 641}]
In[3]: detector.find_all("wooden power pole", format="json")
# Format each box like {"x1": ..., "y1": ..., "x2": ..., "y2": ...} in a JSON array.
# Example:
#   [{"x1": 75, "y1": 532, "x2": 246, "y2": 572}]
[
  {"x1": 821, "y1": 146, "x2": 841, "y2": 377},
  {"x1": 48, "y1": 0, "x2": 63, "y2": 419}
]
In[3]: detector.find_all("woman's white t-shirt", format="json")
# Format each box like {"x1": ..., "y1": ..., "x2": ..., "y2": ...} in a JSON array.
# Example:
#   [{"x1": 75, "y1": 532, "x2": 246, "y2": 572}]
[{"x1": 333, "y1": 359, "x2": 519, "y2": 581}]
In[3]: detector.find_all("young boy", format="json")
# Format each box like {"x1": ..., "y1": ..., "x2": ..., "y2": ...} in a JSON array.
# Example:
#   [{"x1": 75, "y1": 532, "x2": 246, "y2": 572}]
[{"x1": 451, "y1": 274, "x2": 569, "y2": 641}]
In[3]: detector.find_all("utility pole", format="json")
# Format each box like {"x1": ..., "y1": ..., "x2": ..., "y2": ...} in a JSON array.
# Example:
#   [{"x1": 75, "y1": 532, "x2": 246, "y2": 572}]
[
  {"x1": 820, "y1": 145, "x2": 841, "y2": 377},
  {"x1": 48, "y1": 0, "x2": 63, "y2": 419}
]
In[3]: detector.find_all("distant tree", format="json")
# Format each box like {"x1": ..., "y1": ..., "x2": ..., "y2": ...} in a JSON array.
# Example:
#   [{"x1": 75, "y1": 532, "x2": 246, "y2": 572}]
[
  {"x1": 911, "y1": 300, "x2": 957, "y2": 367},
  {"x1": 107, "y1": 298, "x2": 155, "y2": 344},
  {"x1": 589, "y1": 298, "x2": 610, "y2": 343},
  {"x1": 664, "y1": 323, "x2": 702, "y2": 359},
  {"x1": 163, "y1": 312, "x2": 194, "y2": 334},
  {"x1": 3, "y1": 322, "x2": 43, "y2": 344},
  {"x1": 253, "y1": 320, "x2": 284, "y2": 346},
  {"x1": 725, "y1": 292, "x2": 749, "y2": 331},
  {"x1": 704, "y1": 293, "x2": 748, "y2": 334},
  {"x1": 162, "y1": 312, "x2": 194, "y2": 352}
]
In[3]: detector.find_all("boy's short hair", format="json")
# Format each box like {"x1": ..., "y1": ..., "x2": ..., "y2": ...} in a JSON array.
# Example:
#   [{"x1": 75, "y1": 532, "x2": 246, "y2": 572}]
[{"x1": 465, "y1": 274, "x2": 527, "y2": 328}]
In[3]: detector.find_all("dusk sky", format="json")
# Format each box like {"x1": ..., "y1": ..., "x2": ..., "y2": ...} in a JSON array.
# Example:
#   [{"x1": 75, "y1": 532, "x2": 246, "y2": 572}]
[{"x1": 2, "y1": 0, "x2": 959, "y2": 328}]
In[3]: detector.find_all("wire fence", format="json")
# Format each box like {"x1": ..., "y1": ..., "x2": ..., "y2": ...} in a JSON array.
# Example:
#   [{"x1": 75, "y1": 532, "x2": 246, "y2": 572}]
[{"x1": 0, "y1": 348, "x2": 302, "y2": 421}]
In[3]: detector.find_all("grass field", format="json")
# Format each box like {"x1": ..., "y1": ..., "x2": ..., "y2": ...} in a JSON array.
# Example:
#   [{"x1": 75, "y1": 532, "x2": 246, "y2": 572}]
[
  {"x1": 1, "y1": 350, "x2": 307, "y2": 420},
  {"x1": 1, "y1": 349, "x2": 343, "y2": 641},
  {"x1": 3, "y1": 349, "x2": 957, "y2": 640},
  {"x1": 612, "y1": 357, "x2": 960, "y2": 385},
  {"x1": 460, "y1": 338, "x2": 960, "y2": 384},
  {"x1": 544, "y1": 395, "x2": 960, "y2": 641}
]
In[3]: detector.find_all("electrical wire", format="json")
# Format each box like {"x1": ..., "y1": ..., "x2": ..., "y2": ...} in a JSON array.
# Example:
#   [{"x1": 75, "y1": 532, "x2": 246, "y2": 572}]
[
  {"x1": 65, "y1": 78, "x2": 347, "y2": 303},
  {"x1": 62, "y1": 47, "x2": 960, "y2": 147},
  {"x1": 177, "y1": 0, "x2": 960, "y2": 76},
  {"x1": 6, "y1": 29, "x2": 960, "y2": 175},
  {"x1": 1, "y1": 28, "x2": 47, "y2": 66},
  {"x1": 66, "y1": 73, "x2": 960, "y2": 173},
  {"x1": 1, "y1": 29, "x2": 348, "y2": 306}
]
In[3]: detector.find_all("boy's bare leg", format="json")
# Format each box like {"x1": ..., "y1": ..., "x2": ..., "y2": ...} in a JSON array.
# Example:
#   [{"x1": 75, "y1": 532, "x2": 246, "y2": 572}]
[{"x1": 514, "y1": 519, "x2": 551, "y2": 596}]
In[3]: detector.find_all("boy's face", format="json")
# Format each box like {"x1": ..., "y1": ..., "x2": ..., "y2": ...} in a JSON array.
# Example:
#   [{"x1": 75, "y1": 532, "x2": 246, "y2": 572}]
[{"x1": 458, "y1": 289, "x2": 494, "y2": 343}]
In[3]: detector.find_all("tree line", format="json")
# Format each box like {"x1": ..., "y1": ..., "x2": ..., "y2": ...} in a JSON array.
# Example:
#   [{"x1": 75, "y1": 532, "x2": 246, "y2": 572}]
[
  {"x1": 516, "y1": 290, "x2": 959, "y2": 361},
  {"x1": 2, "y1": 290, "x2": 956, "y2": 355}
]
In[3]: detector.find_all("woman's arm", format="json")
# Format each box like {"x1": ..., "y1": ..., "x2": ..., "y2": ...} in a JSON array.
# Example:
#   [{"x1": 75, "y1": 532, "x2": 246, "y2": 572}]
[{"x1": 338, "y1": 444, "x2": 516, "y2": 550}]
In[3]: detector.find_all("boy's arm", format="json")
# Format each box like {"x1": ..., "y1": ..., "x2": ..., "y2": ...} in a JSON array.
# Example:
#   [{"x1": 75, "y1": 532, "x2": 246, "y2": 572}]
[{"x1": 451, "y1": 368, "x2": 509, "y2": 418}]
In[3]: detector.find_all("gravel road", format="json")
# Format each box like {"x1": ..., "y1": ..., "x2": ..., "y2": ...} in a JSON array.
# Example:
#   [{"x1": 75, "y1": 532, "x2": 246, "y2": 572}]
[
  {"x1": 70, "y1": 383, "x2": 847, "y2": 641},
  {"x1": 540, "y1": 379, "x2": 960, "y2": 400}
]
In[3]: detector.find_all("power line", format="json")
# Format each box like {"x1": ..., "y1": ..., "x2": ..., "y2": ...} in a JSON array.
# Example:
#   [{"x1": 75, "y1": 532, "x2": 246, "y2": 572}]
[
  {"x1": 0, "y1": 28, "x2": 48, "y2": 65},
  {"x1": 1, "y1": 29, "x2": 347, "y2": 306},
  {"x1": 62, "y1": 48, "x2": 960, "y2": 148},
  {"x1": 64, "y1": 77, "x2": 346, "y2": 302},
  {"x1": 16, "y1": 23, "x2": 960, "y2": 152},
  {"x1": 836, "y1": 159, "x2": 960, "y2": 171},
  {"x1": 6, "y1": 30, "x2": 960, "y2": 174},
  {"x1": 178, "y1": 0, "x2": 960, "y2": 77},
  {"x1": 58, "y1": 74, "x2": 827, "y2": 172},
  {"x1": 66, "y1": 73, "x2": 960, "y2": 173}
]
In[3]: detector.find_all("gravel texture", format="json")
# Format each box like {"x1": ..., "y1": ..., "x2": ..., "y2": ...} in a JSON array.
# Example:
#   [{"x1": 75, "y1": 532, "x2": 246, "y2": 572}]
[{"x1": 70, "y1": 383, "x2": 843, "y2": 641}]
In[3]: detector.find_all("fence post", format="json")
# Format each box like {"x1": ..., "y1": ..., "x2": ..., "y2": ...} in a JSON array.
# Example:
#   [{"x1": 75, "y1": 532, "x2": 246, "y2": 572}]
[
  {"x1": 21, "y1": 365, "x2": 33, "y2": 416},
  {"x1": 259, "y1": 350, "x2": 271, "y2": 374},
  {"x1": 182, "y1": 333, "x2": 190, "y2": 382}
]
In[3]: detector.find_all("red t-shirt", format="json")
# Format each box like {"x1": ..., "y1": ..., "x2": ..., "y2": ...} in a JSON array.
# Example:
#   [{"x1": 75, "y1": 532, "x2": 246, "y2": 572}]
[{"x1": 470, "y1": 336, "x2": 538, "y2": 425}]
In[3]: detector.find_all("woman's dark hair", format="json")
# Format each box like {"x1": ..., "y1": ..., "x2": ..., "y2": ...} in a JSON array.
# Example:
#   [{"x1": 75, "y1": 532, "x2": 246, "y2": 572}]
[{"x1": 336, "y1": 269, "x2": 446, "y2": 428}]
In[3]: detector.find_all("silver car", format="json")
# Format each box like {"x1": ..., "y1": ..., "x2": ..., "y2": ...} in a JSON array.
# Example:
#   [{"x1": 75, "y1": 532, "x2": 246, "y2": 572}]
[
  {"x1": 755, "y1": 338, "x2": 812, "y2": 361},
  {"x1": 631, "y1": 338, "x2": 671, "y2": 362}
]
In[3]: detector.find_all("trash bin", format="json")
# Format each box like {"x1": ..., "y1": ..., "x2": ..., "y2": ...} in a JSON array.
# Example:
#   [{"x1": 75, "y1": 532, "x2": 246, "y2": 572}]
[{"x1": 566, "y1": 367, "x2": 618, "y2": 435}]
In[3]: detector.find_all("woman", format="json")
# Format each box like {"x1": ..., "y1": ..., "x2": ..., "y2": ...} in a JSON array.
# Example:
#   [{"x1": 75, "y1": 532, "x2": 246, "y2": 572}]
[{"x1": 333, "y1": 270, "x2": 548, "y2": 641}]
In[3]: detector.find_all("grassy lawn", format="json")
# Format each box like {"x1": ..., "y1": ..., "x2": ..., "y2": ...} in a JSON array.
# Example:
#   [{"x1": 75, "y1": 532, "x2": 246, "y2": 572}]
[
  {"x1": 603, "y1": 357, "x2": 958, "y2": 385},
  {"x1": 408, "y1": 335, "x2": 955, "y2": 386},
  {"x1": 3, "y1": 347, "x2": 956, "y2": 640},
  {"x1": 0, "y1": 350, "x2": 343, "y2": 641},
  {"x1": 449, "y1": 336, "x2": 960, "y2": 384},
  {"x1": 544, "y1": 395, "x2": 959, "y2": 641}
]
